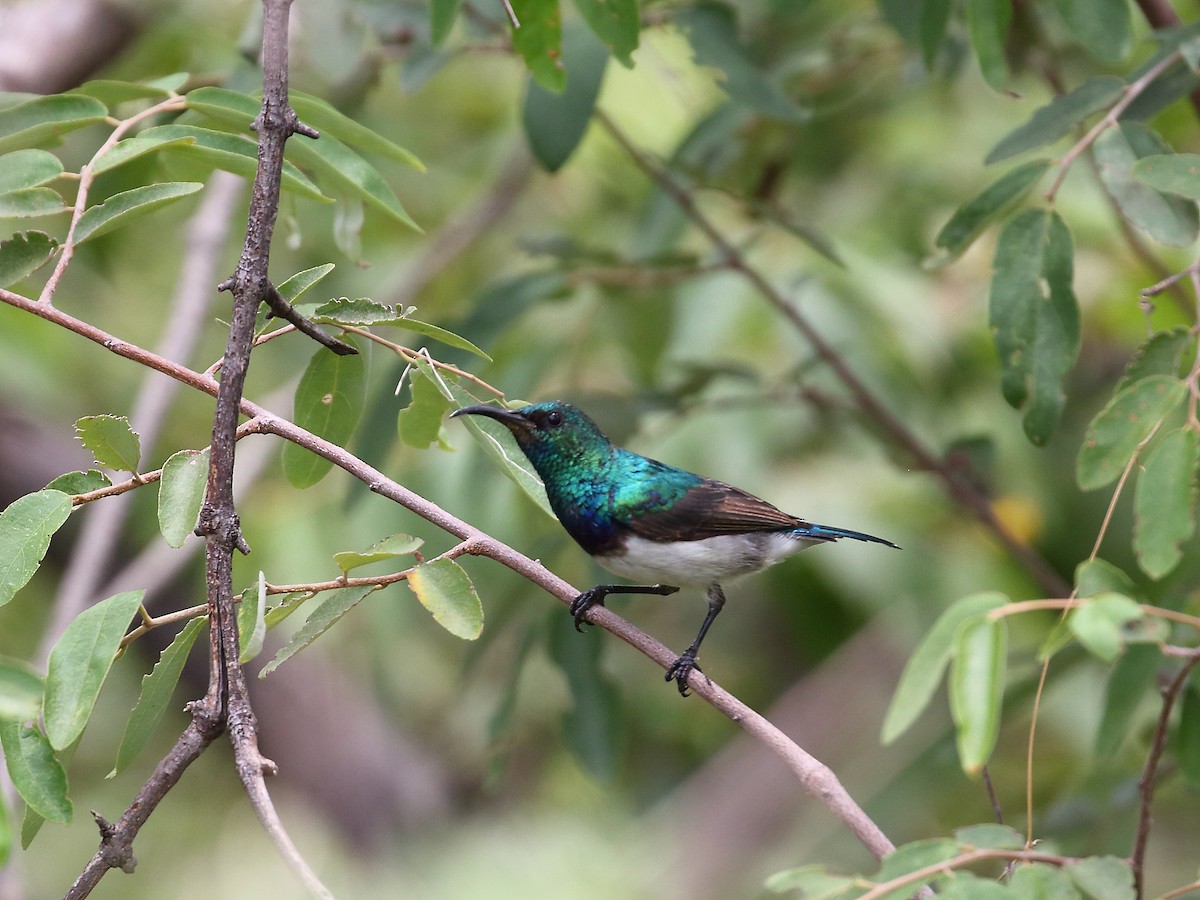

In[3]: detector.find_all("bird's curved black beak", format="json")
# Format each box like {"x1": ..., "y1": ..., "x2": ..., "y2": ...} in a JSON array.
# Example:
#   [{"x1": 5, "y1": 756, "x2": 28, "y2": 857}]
[{"x1": 450, "y1": 404, "x2": 532, "y2": 433}]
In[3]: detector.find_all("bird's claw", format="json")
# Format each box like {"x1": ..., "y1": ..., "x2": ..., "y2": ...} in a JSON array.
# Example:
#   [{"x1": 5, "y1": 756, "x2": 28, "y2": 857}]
[
  {"x1": 569, "y1": 588, "x2": 606, "y2": 632},
  {"x1": 665, "y1": 650, "x2": 703, "y2": 697}
]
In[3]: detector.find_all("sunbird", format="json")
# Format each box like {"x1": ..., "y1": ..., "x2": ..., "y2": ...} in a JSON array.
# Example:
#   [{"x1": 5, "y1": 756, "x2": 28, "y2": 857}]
[{"x1": 451, "y1": 401, "x2": 898, "y2": 696}]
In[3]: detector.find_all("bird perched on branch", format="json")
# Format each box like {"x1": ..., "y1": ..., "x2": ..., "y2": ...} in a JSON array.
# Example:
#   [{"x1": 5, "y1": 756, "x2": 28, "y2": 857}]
[{"x1": 451, "y1": 401, "x2": 898, "y2": 696}]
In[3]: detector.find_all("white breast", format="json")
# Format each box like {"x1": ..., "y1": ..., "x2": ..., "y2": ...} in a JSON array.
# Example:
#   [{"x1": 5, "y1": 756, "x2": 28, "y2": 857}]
[{"x1": 593, "y1": 532, "x2": 817, "y2": 587}]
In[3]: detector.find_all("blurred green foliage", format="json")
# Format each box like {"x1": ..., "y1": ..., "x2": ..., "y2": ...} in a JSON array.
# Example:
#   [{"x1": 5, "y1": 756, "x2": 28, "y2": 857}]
[{"x1": 1, "y1": 0, "x2": 1200, "y2": 897}]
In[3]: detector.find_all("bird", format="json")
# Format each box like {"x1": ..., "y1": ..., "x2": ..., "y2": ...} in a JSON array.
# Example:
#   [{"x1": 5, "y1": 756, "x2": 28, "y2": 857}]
[{"x1": 450, "y1": 401, "x2": 898, "y2": 696}]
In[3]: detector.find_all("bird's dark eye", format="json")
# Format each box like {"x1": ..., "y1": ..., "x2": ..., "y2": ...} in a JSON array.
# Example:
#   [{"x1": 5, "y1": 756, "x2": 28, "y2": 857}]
[{"x1": 544, "y1": 409, "x2": 564, "y2": 428}]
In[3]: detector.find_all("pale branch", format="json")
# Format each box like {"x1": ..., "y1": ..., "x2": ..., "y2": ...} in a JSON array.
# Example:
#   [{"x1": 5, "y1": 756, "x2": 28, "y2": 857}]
[
  {"x1": 594, "y1": 109, "x2": 1070, "y2": 599},
  {"x1": 0, "y1": 284, "x2": 903, "y2": 866}
]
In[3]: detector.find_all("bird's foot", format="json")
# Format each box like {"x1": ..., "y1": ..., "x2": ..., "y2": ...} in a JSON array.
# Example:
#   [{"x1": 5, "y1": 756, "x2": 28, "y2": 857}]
[
  {"x1": 569, "y1": 587, "x2": 608, "y2": 632},
  {"x1": 665, "y1": 650, "x2": 703, "y2": 697}
]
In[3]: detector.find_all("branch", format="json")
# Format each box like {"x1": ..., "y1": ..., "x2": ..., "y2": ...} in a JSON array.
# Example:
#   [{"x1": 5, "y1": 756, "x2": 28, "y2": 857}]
[
  {"x1": 594, "y1": 109, "x2": 1070, "y2": 598},
  {"x1": 0, "y1": 285, "x2": 901, "y2": 865},
  {"x1": 1131, "y1": 650, "x2": 1200, "y2": 900},
  {"x1": 264, "y1": 282, "x2": 357, "y2": 355}
]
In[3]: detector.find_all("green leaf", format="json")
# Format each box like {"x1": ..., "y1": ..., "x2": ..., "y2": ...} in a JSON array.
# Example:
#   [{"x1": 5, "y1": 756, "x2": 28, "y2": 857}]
[
  {"x1": 407, "y1": 558, "x2": 483, "y2": 640},
  {"x1": 75, "y1": 414, "x2": 141, "y2": 473},
  {"x1": 262, "y1": 591, "x2": 309, "y2": 630},
  {"x1": 281, "y1": 338, "x2": 366, "y2": 488},
  {"x1": 0, "y1": 94, "x2": 108, "y2": 154},
  {"x1": 989, "y1": 209, "x2": 1080, "y2": 445},
  {"x1": 1094, "y1": 645, "x2": 1159, "y2": 757},
  {"x1": 934, "y1": 159, "x2": 1049, "y2": 260},
  {"x1": 1065, "y1": 857, "x2": 1134, "y2": 900},
  {"x1": 0, "y1": 490, "x2": 72, "y2": 610},
  {"x1": 399, "y1": 371, "x2": 454, "y2": 449},
  {"x1": 74, "y1": 77, "x2": 175, "y2": 106},
  {"x1": 1178, "y1": 681, "x2": 1200, "y2": 787},
  {"x1": 20, "y1": 805, "x2": 44, "y2": 850},
  {"x1": 986, "y1": 77, "x2": 1125, "y2": 164},
  {"x1": 138, "y1": 124, "x2": 330, "y2": 203},
  {"x1": 0, "y1": 721, "x2": 71, "y2": 823},
  {"x1": 311, "y1": 298, "x2": 490, "y2": 358},
  {"x1": 186, "y1": 87, "x2": 423, "y2": 172},
  {"x1": 430, "y1": 0, "x2": 463, "y2": 45},
  {"x1": 1009, "y1": 862, "x2": 1083, "y2": 900},
  {"x1": 449, "y1": 397, "x2": 555, "y2": 519},
  {"x1": 1075, "y1": 557, "x2": 1139, "y2": 599},
  {"x1": 0, "y1": 781, "x2": 9, "y2": 866},
  {"x1": 965, "y1": 0, "x2": 1012, "y2": 91},
  {"x1": 1076, "y1": 375, "x2": 1187, "y2": 490},
  {"x1": 156, "y1": 448, "x2": 209, "y2": 549},
  {"x1": 1053, "y1": 0, "x2": 1131, "y2": 62},
  {"x1": 0, "y1": 149, "x2": 63, "y2": 193},
  {"x1": 91, "y1": 134, "x2": 199, "y2": 176},
  {"x1": 44, "y1": 589, "x2": 145, "y2": 751},
  {"x1": 332, "y1": 533, "x2": 424, "y2": 576},
  {"x1": 882, "y1": 591, "x2": 1009, "y2": 744},
  {"x1": 1094, "y1": 124, "x2": 1199, "y2": 248},
  {"x1": 510, "y1": 0, "x2": 566, "y2": 92},
  {"x1": 0, "y1": 657, "x2": 44, "y2": 720},
  {"x1": 238, "y1": 573, "x2": 267, "y2": 664},
  {"x1": 44, "y1": 470, "x2": 110, "y2": 495},
  {"x1": 259, "y1": 584, "x2": 378, "y2": 676},
  {"x1": 1068, "y1": 592, "x2": 1143, "y2": 662},
  {"x1": 0, "y1": 188, "x2": 67, "y2": 218},
  {"x1": 289, "y1": 91, "x2": 424, "y2": 171},
  {"x1": 949, "y1": 616, "x2": 1007, "y2": 776},
  {"x1": 920, "y1": 0, "x2": 952, "y2": 69},
  {"x1": 277, "y1": 263, "x2": 335, "y2": 304},
  {"x1": 548, "y1": 612, "x2": 621, "y2": 782},
  {"x1": 1133, "y1": 154, "x2": 1200, "y2": 200},
  {"x1": 286, "y1": 132, "x2": 420, "y2": 231},
  {"x1": 764, "y1": 865, "x2": 857, "y2": 898},
  {"x1": 953, "y1": 822, "x2": 1024, "y2": 850},
  {"x1": 74, "y1": 181, "x2": 203, "y2": 244},
  {"x1": 574, "y1": 0, "x2": 638, "y2": 66},
  {"x1": 109, "y1": 615, "x2": 205, "y2": 777},
  {"x1": 185, "y1": 89, "x2": 417, "y2": 230},
  {"x1": 1116, "y1": 328, "x2": 1190, "y2": 394},
  {"x1": 876, "y1": 837, "x2": 959, "y2": 886},
  {"x1": 523, "y1": 25, "x2": 609, "y2": 172},
  {"x1": 1133, "y1": 427, "x2": 1198, "y2": 579},
  {"x1": 677, "y1": 3, "x2": 808, "y2": 122},
  {"x1": 0, "y1": 230, "x2": 57, "y2": 286},
  {"x1": 938, "y1": 873, "x2": 1013, "y2": 900}
]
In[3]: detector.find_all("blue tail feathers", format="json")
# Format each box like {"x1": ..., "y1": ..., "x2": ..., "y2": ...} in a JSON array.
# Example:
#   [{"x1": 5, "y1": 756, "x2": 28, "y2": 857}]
[{"x1": 795, "y1": 523, "x2": 899, "y2": 549}]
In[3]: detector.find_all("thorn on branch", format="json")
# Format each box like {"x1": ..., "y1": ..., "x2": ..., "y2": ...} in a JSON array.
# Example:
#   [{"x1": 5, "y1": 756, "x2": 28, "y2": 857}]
[{"x1": 92, "y1": 811, "x2": 137, "y2": 874}]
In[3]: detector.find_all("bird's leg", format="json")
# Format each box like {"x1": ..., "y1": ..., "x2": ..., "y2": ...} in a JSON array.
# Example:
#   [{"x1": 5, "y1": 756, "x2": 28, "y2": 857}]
[
  {"x1": 569, "y1": 583, "x2": 679, "y2": 632},
  {"x1": 665, "y1": 583, "x2": 726, "y2": 697}
]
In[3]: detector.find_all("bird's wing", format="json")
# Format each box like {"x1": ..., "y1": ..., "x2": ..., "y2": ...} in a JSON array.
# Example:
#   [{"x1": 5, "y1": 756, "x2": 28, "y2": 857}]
[{"x1": 618, "y1": 474, "x2": 806, "y2": 542}]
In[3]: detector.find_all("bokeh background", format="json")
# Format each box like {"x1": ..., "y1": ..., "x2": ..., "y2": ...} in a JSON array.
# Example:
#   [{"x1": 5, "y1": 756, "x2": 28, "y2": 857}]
[{"x1": 1, "y1": 0, "x2": 1198, "y2": 896}]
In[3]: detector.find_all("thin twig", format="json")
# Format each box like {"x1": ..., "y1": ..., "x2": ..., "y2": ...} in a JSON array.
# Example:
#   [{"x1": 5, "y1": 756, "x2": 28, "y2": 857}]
[
  {"x1": 854, "y1": 847, "x2": 1076, "y2": 900},
  {"x1": 1132, "y1": 651, "x2": 1200, "y2": 900},
  {"x1": 264, "y1": 282, "x2": 357, "y2": 355},
  {"x1": 1044, "y1": 50, "x2": 1182, "y2": 203},
  {"x1": 39, "y1": 94, "x2": 187, "y2": 306}
]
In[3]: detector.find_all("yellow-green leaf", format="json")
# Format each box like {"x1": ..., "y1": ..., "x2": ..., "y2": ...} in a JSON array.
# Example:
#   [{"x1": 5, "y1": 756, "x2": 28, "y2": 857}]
[{"x1": 407, "y1": 558, "x2": 483, "y2": 640}]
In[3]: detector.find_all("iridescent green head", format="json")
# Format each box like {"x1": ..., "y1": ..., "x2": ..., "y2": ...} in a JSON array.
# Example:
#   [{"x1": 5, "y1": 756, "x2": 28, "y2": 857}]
[{"x1": 450, "y1": 401, "x2": 614, "y2": 479}]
